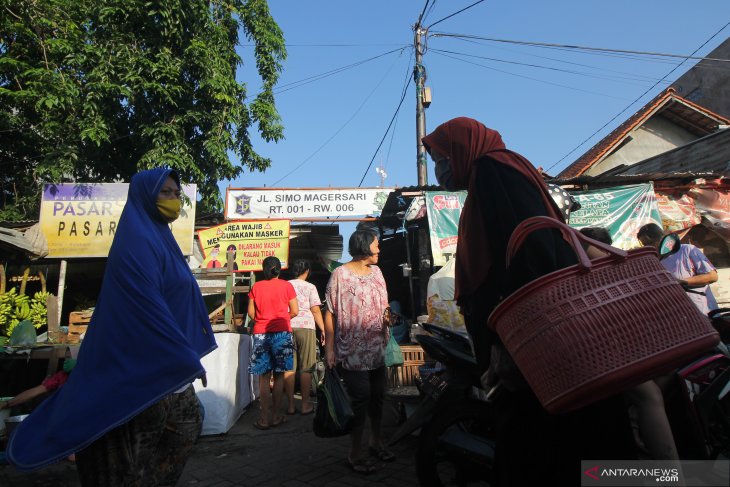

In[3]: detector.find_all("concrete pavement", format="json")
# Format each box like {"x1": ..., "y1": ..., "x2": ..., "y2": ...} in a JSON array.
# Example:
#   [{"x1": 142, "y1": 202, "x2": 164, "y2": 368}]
[{"x1": 0, "y1": 398, "x2": 421, "y2": 486}]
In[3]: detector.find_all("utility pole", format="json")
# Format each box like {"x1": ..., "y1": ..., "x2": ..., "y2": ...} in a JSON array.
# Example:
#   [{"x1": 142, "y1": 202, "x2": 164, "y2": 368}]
[
  {"x1": 414, "y1": 22, "x2": 430, "y2": 316},
  {"x1": 414, "y1": 24, "x2": 428, "y2": 187}
]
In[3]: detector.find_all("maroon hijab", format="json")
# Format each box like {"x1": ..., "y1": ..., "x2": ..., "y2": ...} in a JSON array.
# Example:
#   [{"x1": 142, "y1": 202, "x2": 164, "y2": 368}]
[{"x1": 422, "y1": 117, "x2": 564, "y2": 300}]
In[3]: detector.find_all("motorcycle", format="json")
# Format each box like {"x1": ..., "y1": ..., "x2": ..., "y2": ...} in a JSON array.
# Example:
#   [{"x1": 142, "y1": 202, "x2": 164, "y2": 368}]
[
  {"x1": 390, "y1": 233, "x2": 730, "y2": 486},
  {"x1": 388, "y1": 323, "x2": 495, "y2": 486},
  {"x1": 661, "y1": 306, "x2": 730, "y2": 460},
  {"x1": 645, "y1": 233, "x2": 730, "y2": 459}
]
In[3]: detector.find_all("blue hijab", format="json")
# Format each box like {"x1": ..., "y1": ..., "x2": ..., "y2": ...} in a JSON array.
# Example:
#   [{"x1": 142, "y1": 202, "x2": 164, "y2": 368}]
[{"x1": 8, "y1": 168, "x2": 217, "y2": 470}]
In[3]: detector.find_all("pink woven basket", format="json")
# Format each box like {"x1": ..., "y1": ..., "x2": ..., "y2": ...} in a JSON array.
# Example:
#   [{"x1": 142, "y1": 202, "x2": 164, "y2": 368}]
[{"x1": 488, "y1": 216, "x2": 719, "y2": 414}]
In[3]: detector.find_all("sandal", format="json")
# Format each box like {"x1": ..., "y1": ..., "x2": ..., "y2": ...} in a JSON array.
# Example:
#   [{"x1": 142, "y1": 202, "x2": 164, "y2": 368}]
[
  {"x1": 369, "y1": 445, "x2": 396, "y2": 462},
  {"x1": 252, "y1": 419, "x2": 270, "y2": 430},
  {"x1": 346, "y1": 456, "x2": 376, "y2": 474},
  {"x1": 271, "y1": 416, "x2": 287, "y2": 427}
]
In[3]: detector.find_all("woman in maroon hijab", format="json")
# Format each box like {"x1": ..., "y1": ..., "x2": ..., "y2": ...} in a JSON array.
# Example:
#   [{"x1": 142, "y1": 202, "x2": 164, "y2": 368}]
[{"x1": 422, "y1": 117, "x2": 635, "y2": 486}]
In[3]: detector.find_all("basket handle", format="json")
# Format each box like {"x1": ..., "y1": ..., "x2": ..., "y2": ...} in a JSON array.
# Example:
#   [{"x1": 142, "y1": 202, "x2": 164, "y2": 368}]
[{"x1": 506, "y1": 216, "x2": 628, "y2": 270}]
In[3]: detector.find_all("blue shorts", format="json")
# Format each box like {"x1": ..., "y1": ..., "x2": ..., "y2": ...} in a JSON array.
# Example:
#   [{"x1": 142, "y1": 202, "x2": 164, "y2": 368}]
[{"x1": 249, "y1": 331, "x2": 294, "y2": 375}]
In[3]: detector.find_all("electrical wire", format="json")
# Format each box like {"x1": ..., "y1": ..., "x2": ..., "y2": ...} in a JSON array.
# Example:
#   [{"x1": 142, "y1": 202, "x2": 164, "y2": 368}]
[
  {"x1": 430, "y1": 48, "x2": 670, "y2": 87},
  {"x1": 427, "y1": 0, "x2": 487, "y2": 29},
  {"x1": 271, "y1": 47, "x2": 408, "y2": 95},
  {"x1": 435, "y1": 34, "x2": 730, "y2": 72},
  {"x1": 372, "y1": 21, "x2": 418, "y2": 177},
  {"x1": 422, "y1": 0, "x2": 437, "y2": 26},
  {"x1": 417, "y1": 0, "x2": 434, "y2": 26},
  {"x1": 385, "y1": 54, "x2": 417, "y2": 171},
  {"x1": 357, "y1": 77, "x2": 414, "y2": 187},
  {"x1": 384, "y1": 107, "x2": 401, "y2": 172},
  {"x1": 435, "y1": 33, "x2": 730, "y2": 80},
  {"x1": 545, "y1": 20, "x2": 730, "y2": 173},
  {"x1": 431, "y1": 32, "x2": 730, "y2": 63},
  {"x1": 270, "y1": 47, "x2": 412, "y2": 186},
  {"x1": 242, "y1": 43, "x2": 406, "y2": 47},
  {"x1": 327, "y1": 66, "x2": 414, "y2": 227},
  {"x1": 445, "y1": 36, "x2": 684, "y2": 83},
  {"x1": 432, "y1": 50, "x2": 630, "y2": 100}
]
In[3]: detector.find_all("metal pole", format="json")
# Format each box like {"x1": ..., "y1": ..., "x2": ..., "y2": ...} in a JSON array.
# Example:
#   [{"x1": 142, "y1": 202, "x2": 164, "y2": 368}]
[
  {"x1": 415, "y1": 25, "x2": 428, "y2": 187},
  {"x1": 56, "y1": 259, "x2": 67, "y2": 327},
  {"x1": 224, "y1": 251, "x2": 234, "y2": 328},
  {"x1": 414, "y1": 25, "x2": 431, "y2": 314}
]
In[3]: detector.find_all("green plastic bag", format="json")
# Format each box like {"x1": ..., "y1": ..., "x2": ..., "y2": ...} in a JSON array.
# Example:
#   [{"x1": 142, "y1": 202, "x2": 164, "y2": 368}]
[
  {"x1": 10, "y1": 320, "x2": 37, "y2": 347},
  {"x1": 385, "y1": 334, "x2": 404, "y2": 367}
]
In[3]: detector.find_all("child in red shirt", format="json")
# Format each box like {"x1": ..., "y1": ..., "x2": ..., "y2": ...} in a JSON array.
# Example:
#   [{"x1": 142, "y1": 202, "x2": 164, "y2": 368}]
[{"x1": 247, "y1": 257, "x2": 298, "y2": 430}]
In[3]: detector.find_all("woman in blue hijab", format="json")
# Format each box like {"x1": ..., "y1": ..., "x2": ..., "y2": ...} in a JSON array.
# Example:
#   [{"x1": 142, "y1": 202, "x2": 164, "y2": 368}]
[{"x1": 8, "y1": 168, "x2": 217, "y2": 485}]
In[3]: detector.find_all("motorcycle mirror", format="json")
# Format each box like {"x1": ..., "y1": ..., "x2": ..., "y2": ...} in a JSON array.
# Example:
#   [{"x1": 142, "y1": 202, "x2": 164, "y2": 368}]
[{"x1": 658, "y1": 233, "x2": 681, "y2": 260}]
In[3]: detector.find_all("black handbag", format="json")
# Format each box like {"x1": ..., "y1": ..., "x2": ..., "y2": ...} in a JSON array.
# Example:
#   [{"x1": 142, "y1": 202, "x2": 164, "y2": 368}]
[{"x1": 313, "y1": 368, "x2": 354, "y2": 438}]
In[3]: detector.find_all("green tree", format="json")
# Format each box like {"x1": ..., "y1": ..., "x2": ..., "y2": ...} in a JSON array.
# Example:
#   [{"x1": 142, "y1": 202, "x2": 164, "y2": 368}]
[{"x1": 0, "y1": 0, "x2": 286, "y2": 221}]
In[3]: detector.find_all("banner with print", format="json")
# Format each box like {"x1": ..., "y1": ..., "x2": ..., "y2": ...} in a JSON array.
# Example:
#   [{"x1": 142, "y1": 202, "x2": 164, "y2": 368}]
[
  {"x1": 568, "y1": 183, "x2": 662, "y2": 249},
  {"x1": 40, "y1": 183, "x2": 196, "y2": 257},
  {"x1": 688, "y1": 187, "x2": 730, "y2": 241},
  {"x1": 197, "y1": 220, "x2": 290, "y2": 272},
  {"x1": 655, "y1": 192, "x2": 701, "y2": 233},
  {"x1": 225, "y1": 188, "x2": 392, "y2": 220},
  {"x1": 425, "y1": 191, "x2": 467, "y2": 267}
]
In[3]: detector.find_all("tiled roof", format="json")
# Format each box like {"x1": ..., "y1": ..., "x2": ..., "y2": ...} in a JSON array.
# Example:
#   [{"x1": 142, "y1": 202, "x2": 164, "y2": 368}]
[{"x1": 557, "y1": 88, "x2": 730, "y2": 179}]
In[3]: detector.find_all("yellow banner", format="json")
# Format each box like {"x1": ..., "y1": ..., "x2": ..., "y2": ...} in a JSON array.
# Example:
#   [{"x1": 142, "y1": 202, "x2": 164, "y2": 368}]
[
  {"x1": 197, "y1": 220, "x2": 290, "y2": 272},
  {"x1": 39, "y1": 183, "x2": 196, "y2": 257}
]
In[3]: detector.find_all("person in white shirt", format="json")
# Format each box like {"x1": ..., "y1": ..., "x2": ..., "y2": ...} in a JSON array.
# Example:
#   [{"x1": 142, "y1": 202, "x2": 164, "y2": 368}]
[{"x1": 285, "y1": 259, "x2": 325, "y2": 415}]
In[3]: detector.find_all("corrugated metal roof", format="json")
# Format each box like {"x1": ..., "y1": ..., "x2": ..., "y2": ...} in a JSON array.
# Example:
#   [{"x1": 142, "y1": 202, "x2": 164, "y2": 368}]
[
  {"x1": 380, "y1": 185, "x2": 441, "y2": 222},
  {"x1": 553, "y1": 172, "x2": 718, "y2": 187},
  {"x1": 552, "y1": 129, "x2": 730, "y2": 186},
  {"x1": 0, "y1": 225, "x2": 48, "y2": 260},
  {"x1": 289, "y1": 224, "x2": 343, "y2": 263}
]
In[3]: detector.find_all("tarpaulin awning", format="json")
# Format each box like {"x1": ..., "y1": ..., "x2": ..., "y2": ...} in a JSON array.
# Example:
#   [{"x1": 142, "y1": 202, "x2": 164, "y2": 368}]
[
  {"x1": 568, "y1": 183, "x2": 662, "y2": 249},
  {"x1": 0, "y1": 224, "x2": 48, "y2": 260}
]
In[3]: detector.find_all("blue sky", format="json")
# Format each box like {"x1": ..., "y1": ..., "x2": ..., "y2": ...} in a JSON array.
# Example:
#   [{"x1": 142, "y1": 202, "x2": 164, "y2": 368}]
[{"x1": 227, "y1": 1, "x2": 730, "y2": 256}]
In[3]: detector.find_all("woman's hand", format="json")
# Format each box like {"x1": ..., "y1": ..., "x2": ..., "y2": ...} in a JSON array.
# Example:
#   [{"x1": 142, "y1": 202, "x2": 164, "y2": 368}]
[
  {"x1": 326, "y1": 346, "x2": 336, "y2": 369},
  {"x1": 480, "y1": 370, "x2": 490, "y2": 391},
  {"x1": 382, "y1": 307, "x2": 393, "y2": 327},
  {"x1": 323, "y1": 309, "x2": 336, "y2": 368}
]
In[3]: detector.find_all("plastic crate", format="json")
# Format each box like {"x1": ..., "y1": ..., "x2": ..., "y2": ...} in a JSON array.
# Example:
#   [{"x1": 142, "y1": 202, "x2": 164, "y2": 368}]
[{"x1": 418, "y1": 361, "x2": 445, "y2": 381}]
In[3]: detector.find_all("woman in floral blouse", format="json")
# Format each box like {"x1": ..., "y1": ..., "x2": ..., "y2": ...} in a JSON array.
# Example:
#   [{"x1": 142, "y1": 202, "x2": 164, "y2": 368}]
[{"x1": 324, "y1": 229, "x2": 393, "y2": 474}]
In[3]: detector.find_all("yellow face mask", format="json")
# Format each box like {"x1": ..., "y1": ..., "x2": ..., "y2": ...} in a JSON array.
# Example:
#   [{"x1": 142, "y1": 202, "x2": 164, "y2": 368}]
[{"x1": 156, "y1": 198, "x2": 181, "y2": 222}]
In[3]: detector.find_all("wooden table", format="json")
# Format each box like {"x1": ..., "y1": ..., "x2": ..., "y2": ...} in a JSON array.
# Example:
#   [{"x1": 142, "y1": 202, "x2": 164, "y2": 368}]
[{"x1": 1, "y1": 344, "x2": 79, "y2": 376}]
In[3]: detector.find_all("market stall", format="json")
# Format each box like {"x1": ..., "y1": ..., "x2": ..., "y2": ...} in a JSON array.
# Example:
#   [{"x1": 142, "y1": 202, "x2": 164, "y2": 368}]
[
  {"x1": 194, "y1": 333, "x2": 253, "y2": 435},
  {"x1": 0, "y1": 345, "x2": 79, "y2": 399},
  {"x1": 0, "y1": 182, "x2": 260, "y2": 437},
  {"x1": 571, "y1": 181, "x2": 730, "y2": 306},
  {"x1": 377, "y1": 186, "x2": 467, "y2": 331}
]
